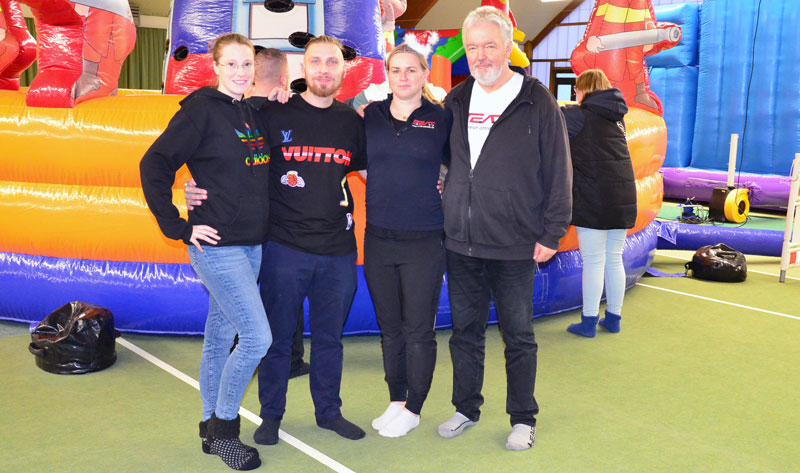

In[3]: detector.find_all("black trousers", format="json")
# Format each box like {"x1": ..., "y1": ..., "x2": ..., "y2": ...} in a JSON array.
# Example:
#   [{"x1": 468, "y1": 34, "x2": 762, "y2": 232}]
[
  {"x1": 363, "y1": 227, "x2": 445, "y2": 415},
  {"x1": 445, "y1": 250, "x2": 539, "y2": 427}
]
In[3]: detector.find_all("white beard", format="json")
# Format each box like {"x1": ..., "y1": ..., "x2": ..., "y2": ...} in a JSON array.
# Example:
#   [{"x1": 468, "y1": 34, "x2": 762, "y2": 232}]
[{"x1": 473, "y1": 65, "x2": 503, "y2": 87}]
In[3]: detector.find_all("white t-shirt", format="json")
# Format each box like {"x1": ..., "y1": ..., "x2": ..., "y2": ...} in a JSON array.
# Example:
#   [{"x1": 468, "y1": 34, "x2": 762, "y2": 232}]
[{"x1": 467, "y1": 72, "x2": 524, "y2": 169}]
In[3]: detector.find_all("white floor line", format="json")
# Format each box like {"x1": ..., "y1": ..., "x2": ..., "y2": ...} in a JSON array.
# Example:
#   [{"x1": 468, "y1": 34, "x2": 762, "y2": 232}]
[
  {"x1": 116, "y1": 337, "x2": 357, "y2": 473},
  {"x1": 635, "y1": 282, "x2": 800, "y2": 321},
  {"x1": 655, "y1": 252, "x2": 800, "y2": 281}
]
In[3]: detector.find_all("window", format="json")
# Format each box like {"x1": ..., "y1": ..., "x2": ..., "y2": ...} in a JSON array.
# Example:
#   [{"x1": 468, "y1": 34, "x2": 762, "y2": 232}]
[{"x1": 551, "y1": 68, "x2": 576, "y2": 102}]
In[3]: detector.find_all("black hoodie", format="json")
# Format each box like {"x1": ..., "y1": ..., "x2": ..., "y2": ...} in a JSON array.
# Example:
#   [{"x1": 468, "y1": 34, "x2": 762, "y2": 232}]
[
  {"x1": 140, "y1": 87, "x2": 271, "y2": 246},
  {"x1": 561, "y1": 88, "x2": 637, "y2": 230},
  {"x1": 443, "y1": 74, "x2": 572, "y2": 260}
]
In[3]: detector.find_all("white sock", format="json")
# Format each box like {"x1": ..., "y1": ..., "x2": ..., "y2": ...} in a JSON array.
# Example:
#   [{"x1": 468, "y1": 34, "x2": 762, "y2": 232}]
[
  {"x1": 437, "y1": 412, "x2": 477, "y2": 439},
  {"x1": 371, "y1": 402, "x2": 405, "y2": 430},
  {"x1": 506, "y1": 424, "x2": 536, "y2": 451},
  {"x1": 378, "y1": 409, "x2": 420, "y2": 438}
]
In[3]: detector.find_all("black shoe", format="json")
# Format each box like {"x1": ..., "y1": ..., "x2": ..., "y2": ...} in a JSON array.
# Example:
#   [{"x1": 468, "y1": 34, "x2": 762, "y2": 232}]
[
  {"x1": 207, "y1": 414, "x2": 261, "y2": 471},
  {"x1": 253, "y1": 417, "x2": 281, "y2": 445},
  {"x1": 289, "y1": 361, "x2": 310, "y2": 379}
]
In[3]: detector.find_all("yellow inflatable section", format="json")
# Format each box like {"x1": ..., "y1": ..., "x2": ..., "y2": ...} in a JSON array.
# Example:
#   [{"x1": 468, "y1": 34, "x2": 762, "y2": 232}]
[
  {"x1": 0, "y1": 90, "x2": 369, "y2": 266},
  {"x1": 1, "y1": 92, "x2": 664, "y2": 267},
  {"x1": 1, "y1": 90, "x2": 189, "y2": 264}
]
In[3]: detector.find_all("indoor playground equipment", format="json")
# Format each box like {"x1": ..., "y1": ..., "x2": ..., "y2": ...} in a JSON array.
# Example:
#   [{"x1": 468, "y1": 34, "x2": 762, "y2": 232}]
[
  {"x1": 163, "y1": 0, "x2": 390, "y2": 100},
  {"x1": 0, "y1": 0, "x2": 666, "y2": 335},
  {"x1": 0, "y1": 0, "x2": 136, "y2": 107},
  {"x1": 647, "y1": 0, "x2": 800, "y2": 209},
  {"x1": 570, "y1": 0, "x2": 681, "y2": 117}
]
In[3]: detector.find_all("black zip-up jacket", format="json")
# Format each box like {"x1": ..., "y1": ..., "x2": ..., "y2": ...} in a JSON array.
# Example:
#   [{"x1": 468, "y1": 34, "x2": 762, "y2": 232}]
[
  {"x1": 364, "y1": 95, "x2": 452, "y2": 231},
  {"x1": 562, "y1": 88, "x2": 637, "y2": 230},
  {"x1": 442, "y1": 74, "x2": 572, "y2": 260},
  {"x1": 140, "y1": 87, "x2": 271, "y2": 246}
]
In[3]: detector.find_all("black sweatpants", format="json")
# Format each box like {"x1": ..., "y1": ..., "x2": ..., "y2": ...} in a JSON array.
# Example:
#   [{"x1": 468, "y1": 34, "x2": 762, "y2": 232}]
[{"x1": 363, "y1": 226, "x2": 445, "y2": 415}]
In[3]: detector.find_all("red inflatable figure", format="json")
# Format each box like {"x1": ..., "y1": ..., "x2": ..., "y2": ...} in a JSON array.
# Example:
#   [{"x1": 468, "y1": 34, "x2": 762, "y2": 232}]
[
  {"x1": 481, "y1": 0, "x2": 517, "y2": 28},
  {"x1": 0, "y1": 0, "x2": 36, "y2": 90},
  {"x1": 23, "y1": 0, "x2": 136, "y2": 108},
  {"x1": 71, "y1": 1, "x2": 136, "y2": 103},
  {"x1": 571, "y1": 0, "x2": 681, "y2": 116},
  {"x1": 381, "y1": 0, "x2": 406, "y2": 52},
  {"x1": 0, "y1": 4, "x2": 18, "y2": 76}
]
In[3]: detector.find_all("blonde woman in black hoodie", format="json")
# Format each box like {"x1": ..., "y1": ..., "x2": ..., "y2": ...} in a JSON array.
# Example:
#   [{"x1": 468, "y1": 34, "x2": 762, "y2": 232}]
[
  {"x1": 140, "y1": 33, "x2": 270, "y2": 471},
  {"x1": 561, "y1": 69, "x2": 637, "y2": 338}
]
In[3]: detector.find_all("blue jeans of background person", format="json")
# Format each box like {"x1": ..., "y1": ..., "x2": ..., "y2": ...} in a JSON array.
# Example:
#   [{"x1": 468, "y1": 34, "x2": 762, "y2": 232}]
[
  {"x1": 257, "y1": 241, "x2": 357, "y2": 423},
  {"x1": 575, "y1": 227, "x2": 627, "y2": 316},
  {"x1": 445, "y1": 250, "x2": 538, "y2": 427},
  {"x1": 189, "y1": 245, "x2": 272, "y2": 421}
]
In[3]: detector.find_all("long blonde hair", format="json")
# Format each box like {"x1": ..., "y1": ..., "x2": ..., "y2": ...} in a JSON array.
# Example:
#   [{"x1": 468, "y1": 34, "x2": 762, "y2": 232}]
[{"x1": 386, "y1": 43, "x2": 442, "y2": 106}]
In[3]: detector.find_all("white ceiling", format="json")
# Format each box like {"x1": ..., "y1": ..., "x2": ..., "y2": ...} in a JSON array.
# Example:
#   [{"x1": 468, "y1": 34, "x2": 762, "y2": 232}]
[
  {"x1": 416, "y1": 0, "x2": 574, "y2": 44},
  {"x1": 29, "y1": 1, "x2": 576, "y2": 41},
  {"x1": 130, "y1": 0, "x2": 170, "y2": 17}
]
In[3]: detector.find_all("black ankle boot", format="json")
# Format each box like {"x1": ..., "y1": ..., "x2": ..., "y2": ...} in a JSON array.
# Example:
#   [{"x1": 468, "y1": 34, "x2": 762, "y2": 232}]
[
  {"x1": 207, "y1": 414, "x2": 262, "y2": 471},
  {"x1": 199, "y1": 419, "x2": 211, "y2": 454}
]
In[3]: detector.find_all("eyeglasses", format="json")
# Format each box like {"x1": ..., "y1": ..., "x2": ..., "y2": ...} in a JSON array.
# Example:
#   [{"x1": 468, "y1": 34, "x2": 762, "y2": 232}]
[{"x1": 217, "y1": 62, "x2": 254, "y2": 72}]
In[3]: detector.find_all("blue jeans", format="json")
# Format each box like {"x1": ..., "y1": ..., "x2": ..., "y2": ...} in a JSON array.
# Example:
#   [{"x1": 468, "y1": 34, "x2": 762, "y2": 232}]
[
  {"x1": 189, "y1": 245, "x2": 272, "y2": 421},
  {"x1": 446, "y1": 250, "x2": 538, "y2": 427},
  {"x1": 257, "y1": 241, "x2": 357, "y2": 422},
  {"x1": 575, "y1": 227, "x2": 627, "y2": 316}
]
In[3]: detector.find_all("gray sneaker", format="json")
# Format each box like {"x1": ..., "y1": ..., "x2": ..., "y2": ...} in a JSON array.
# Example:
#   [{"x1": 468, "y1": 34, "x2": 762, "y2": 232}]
[
  {"x1": 506, "y1": 423, "x2": 536, "y2": 450},
  {"x1": 437, "y1": 412, "x2": 477, "y2": 439}
]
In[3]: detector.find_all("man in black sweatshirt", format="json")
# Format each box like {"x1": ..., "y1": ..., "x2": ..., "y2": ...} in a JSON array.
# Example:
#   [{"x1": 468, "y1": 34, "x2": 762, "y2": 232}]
[
  {"x1": 250, "y1": 35, "x2": 368, "y2": 444},
  {"x1": 437, "y1": 7, "x2": 572, "y2": 451}
]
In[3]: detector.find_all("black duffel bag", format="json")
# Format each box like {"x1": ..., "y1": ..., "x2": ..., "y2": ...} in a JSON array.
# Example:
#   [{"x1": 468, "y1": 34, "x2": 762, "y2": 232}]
[
  {"x1": 685, "y1": 243, "x2": 747, "y2": 282},
  {"x1": 29, "y1": 302, "x2": 120, "y2": 374}
]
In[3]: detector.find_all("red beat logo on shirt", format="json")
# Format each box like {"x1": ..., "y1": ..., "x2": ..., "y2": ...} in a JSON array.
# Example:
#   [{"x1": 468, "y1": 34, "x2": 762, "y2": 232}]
[
  {"x1": 411, "y1": 120, "x2": 436, "y2": 129},
  {"x1": 468, "y1": 113, "x2": 502, "y2": 124}
]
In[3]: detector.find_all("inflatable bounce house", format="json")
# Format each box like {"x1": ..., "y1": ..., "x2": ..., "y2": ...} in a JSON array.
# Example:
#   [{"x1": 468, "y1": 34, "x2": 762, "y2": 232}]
[
  {"x1": 1, "y1": 0, "x2": 685, "y2": 335},
  {"x1": 651, "y1": 1, "x2": 800, "y2": 209},
  {"x1": 530, "y1": 0, "x2": 800, "y2": 209}
]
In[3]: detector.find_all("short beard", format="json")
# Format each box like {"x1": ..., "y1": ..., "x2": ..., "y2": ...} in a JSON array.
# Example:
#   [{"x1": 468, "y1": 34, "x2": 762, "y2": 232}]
[{"x1": 306, "y1": 76, "x2": 343, "y2": 98}]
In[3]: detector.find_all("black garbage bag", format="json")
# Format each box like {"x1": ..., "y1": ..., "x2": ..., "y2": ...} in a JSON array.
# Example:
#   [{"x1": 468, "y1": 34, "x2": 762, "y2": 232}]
[
  {"x1": 685, "y1": 243, "x2": 747, "y2": 282},
  {"x1": 29, "y1": 302, "x2": 120, "y2": 374}
]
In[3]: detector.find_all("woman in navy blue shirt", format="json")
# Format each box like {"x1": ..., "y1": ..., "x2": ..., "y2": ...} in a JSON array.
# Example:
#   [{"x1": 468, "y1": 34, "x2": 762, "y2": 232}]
[{"x1": 361, "y1": 43, "x2": 452, "y2": 438}]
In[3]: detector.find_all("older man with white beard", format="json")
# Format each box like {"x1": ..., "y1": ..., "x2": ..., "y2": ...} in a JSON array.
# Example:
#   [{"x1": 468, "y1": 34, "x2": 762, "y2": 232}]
[{"x1": 437, "y1": 6, "x2": 572, "y2": 450}]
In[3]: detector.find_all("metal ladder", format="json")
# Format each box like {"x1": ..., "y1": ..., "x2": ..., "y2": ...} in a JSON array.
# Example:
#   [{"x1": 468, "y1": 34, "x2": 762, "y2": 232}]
[{"x1": 779, "y1": 153, "x2": 800, "y2": 282}]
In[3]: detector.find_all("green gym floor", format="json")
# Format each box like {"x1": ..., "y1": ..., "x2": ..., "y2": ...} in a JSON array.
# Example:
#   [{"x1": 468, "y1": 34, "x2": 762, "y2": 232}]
[{"x1": 2, "y1": 205, "x2": 799, "y2": 473}]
